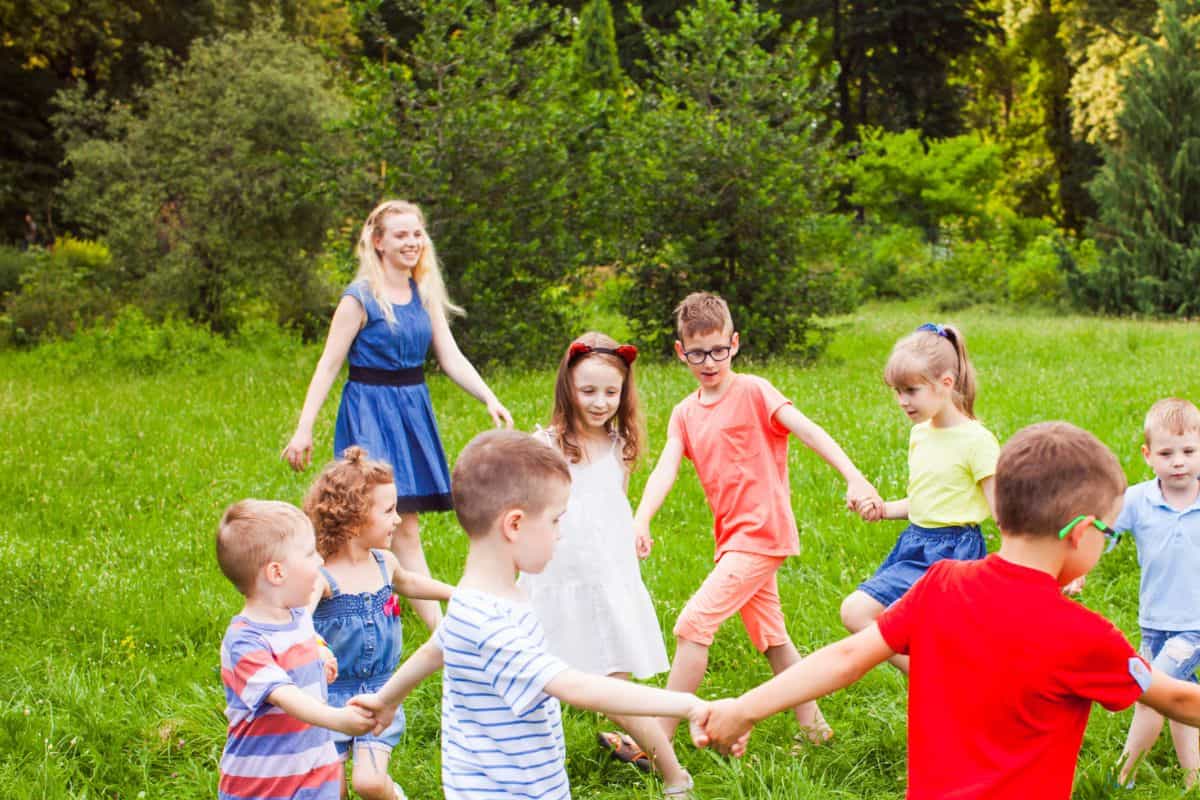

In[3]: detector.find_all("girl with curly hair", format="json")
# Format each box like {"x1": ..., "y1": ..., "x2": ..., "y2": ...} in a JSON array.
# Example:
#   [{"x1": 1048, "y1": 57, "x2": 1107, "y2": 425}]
[{"x1": 303, "y1": 446, "x2": 455, "y2": 800}]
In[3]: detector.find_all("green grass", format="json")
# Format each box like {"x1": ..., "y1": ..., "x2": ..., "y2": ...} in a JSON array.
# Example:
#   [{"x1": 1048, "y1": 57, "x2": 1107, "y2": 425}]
[{"x1": 2, "y1": 301, "x2": 1199, "y2": 798}]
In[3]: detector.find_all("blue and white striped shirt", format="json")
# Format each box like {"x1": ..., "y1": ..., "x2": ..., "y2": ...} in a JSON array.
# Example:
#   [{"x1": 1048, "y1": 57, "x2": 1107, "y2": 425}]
[{"x1": 436, "y1": 589, "x2": 570, "y2": 800}]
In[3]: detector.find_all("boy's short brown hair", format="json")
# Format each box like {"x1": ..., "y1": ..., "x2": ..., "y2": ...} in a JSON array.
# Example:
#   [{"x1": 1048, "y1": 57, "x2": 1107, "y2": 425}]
[
  {"x1": 216, "y1": 499, "x2": 311, "y2": 596},
  {"x1": 994, "y1": 422, "x2": 1126, "y2": 538},
  {"x1": 451, "y1": 430, "x2": 571, "y2": 537},
  {"x1": 674, "y1": 292, "x2": 733, "y2": 342},
  {"x1": 1143, "y1": 397, "x2": 1200, "y2": 446}
]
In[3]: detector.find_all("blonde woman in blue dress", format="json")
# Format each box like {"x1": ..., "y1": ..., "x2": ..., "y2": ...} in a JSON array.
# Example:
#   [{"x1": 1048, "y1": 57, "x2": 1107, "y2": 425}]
[
  {"x1": 283, "y1": 200, "x2": 512, "y2": 629},
  {"x1": 522, "y1": 333, "x2": 691, "y2": 798}
]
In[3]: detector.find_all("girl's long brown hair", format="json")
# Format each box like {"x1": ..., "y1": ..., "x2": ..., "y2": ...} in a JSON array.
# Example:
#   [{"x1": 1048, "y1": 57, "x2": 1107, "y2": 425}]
[{"x1": 550, "y1": 332, "x2": 643, "y2": 469}]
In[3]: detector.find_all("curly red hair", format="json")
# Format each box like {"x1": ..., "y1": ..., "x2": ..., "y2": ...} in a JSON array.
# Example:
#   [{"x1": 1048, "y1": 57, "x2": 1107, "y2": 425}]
[{"x1": 303, "y1": 446, "x2": 395, "y2": 558}]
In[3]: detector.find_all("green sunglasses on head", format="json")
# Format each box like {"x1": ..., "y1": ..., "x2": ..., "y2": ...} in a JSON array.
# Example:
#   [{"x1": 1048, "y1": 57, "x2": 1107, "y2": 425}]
[{"x1": 1058, "y1": 514, "x2": 1122, "y2": 553}]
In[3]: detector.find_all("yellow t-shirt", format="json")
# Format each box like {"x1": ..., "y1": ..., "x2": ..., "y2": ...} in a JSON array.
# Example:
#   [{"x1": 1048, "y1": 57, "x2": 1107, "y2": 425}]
[{"x1": 907, "y1": 420, "x2": 999, "y2": 528}]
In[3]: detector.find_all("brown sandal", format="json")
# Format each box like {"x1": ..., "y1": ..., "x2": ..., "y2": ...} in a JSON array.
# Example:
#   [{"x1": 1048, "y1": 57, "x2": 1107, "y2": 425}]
[{"x1": 597, "y1": 731, "x2": 652, "y2": 772}]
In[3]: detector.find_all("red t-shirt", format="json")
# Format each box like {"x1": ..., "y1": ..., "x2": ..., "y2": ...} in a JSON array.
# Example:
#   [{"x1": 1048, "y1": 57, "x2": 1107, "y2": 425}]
[
  {"x1": 667, "y1": 374, "x2": 799, "y2": 560},
  {"x1": 876, "y1": 555, "x2": 1148, "y2": 799}
]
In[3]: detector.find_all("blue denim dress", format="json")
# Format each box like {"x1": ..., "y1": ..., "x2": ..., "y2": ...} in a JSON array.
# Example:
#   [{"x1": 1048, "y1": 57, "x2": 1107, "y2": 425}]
[{"x1": 314, "y1": 549, "x2": 406, "y2": 756}]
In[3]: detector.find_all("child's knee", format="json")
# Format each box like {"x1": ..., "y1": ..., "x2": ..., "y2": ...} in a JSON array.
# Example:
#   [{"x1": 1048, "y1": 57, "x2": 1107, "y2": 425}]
[
  {"x1": 351, "y1": 764, "x2": 394, "y2": 800},
  {"x1": 839, "y1": 591, "x2": 880, "y2": 632}
]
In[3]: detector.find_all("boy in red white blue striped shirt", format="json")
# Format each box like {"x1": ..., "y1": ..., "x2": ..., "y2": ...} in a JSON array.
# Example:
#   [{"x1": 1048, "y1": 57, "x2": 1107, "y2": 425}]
[{"x1": 216, "y1": 500, "x2": 377, "y2": 800}]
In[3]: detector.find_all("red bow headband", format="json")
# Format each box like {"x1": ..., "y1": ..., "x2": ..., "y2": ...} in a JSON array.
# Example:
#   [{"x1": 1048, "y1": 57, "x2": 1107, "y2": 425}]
[{"x1": 567, "y1": 341, "x2": 638, "y2": 366}]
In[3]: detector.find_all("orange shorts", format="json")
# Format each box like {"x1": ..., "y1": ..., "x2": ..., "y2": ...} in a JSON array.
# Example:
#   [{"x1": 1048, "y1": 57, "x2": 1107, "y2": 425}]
[{"x1": 673, "y1": 551, "x2": 790, "y2": 652}]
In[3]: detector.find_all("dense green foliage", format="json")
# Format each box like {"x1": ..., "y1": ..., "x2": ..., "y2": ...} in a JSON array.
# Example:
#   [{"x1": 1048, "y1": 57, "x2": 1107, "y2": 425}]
[
  {"x1": 3, "y1": 304, "x2": 1199, "y2": 797},
  {"x1": 54, "y1": 28, "x2": 349, "y2": 335},
  {"x1": 1084, "y1": 0, "x2": 1200, "y2": 316},
  {"x1": 608, "y1": 1, "x2": 850, "y2": 358}
]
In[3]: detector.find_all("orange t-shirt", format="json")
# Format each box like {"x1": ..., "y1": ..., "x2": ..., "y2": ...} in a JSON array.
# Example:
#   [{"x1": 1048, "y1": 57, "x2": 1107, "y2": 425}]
[{"x1": 667, "y1": 373, "x2": 799, "y2": 560}]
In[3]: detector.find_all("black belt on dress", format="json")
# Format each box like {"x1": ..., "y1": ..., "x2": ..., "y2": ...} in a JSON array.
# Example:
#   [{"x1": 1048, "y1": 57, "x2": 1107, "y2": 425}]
[{"x1": 348, "y1": 365, "x2": 425, "y2": 386}]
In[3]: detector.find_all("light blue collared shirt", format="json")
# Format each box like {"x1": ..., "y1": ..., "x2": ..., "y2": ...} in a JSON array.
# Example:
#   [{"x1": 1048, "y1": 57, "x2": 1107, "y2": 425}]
[{"x1": 1115, "y1": 478, "x2": 1200, "y2": 631}]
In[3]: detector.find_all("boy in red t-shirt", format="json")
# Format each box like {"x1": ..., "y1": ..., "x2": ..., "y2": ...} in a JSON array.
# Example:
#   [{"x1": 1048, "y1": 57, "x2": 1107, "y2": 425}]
[
  {"x1": 696, "y1": 421, "x2": 1200, "y2": 799},
  {"x1": 633, "y1": 292, "x2": 880, "y2": 746}
]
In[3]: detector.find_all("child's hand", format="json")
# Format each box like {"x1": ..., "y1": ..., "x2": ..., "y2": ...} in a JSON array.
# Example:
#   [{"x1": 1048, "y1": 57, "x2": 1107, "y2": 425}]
[
  {"x1": 318, "y1": 646, "x2": 338, "y2": 684},
  {"x1": 634, "y1": 520, "x2": 653, "y2": 560},
  {"x1": 1063, "y1": 575, "x2": 1086, "y2": 595},
  {"x1": 486, "y1": 398, "x2": 514, "y2": 429},
  {"x1": 348, "y1": 692, "x2": 396, "y2": 734},
  {"x1": 698, "y1": 698, "x2": 753, "y2": 756},
  {"x1": 846, "y1": 481, "x2": 884, "y2": 522},
  {"x1": 333, "y1": 704, "x2": 376, "y2": 736}
]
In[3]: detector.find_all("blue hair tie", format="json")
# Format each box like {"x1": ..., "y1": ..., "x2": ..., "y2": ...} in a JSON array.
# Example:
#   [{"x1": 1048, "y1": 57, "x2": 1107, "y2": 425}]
[{"x1": 917, "y1": 322, "x2": 949, "y2": 338}]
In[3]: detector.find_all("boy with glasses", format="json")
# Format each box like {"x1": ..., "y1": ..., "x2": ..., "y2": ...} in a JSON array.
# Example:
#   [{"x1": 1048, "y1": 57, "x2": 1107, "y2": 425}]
[
  {"x1": 633, "y1": 291, "x2": 881, "y2": 744},
  {"x1": 1115, "y1": 398, "x2": 1200, "y2": 789},
  {"x1": 698, "y1": 421, "x2": 1200, "y2": 799}
]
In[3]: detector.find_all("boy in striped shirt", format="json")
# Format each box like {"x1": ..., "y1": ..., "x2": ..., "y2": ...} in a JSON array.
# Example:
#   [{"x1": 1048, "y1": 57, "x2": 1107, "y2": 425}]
[
  {"x1": 216, "y1": 500, "x2": 377, "y2": 800},
  {"x1": 352, "y1": 431, "x2": 713, "y2": 800}
]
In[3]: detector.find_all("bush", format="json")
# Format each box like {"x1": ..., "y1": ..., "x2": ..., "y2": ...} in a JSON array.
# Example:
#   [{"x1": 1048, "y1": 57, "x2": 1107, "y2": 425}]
[
  {"x1": 0, "y1": 245, "x2": 36, "y2": 300},
  {"x1": 35, "y1": 306, "x2": 230, "y2": 375},
  {"x1": 1008, "y1": 233, "x2": 1069, "y2": 305},
  {"x1": 3, "y1": 237, "x2": 121, "y2": 344}
]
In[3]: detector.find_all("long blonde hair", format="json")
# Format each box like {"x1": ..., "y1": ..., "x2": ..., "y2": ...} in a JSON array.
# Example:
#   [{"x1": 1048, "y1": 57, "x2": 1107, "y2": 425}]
[
  {"x1": 355, "y1": 200, "x2": 464, "y2": 325},
  {"x1": 883, "y1": 323, "x2": 978, "y2": 419}
]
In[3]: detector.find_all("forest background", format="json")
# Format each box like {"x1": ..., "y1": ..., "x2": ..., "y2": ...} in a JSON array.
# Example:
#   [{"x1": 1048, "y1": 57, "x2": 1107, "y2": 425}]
[{"x1": 1, "y1": 0, "x2": 1199, "y2": 359}]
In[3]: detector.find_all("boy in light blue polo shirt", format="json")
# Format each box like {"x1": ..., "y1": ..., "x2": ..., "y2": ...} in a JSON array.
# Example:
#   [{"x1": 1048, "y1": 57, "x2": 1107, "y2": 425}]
[{"x1": 1116, "y1": 398, "x2": 1200, "y2": 789}]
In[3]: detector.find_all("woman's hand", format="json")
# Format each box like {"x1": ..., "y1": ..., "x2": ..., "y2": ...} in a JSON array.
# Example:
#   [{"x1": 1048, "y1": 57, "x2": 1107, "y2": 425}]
[
  {"x1": 486, "y1": 398, "x2": 514, "y2": 429},
  {"x1": 282, "y1": 429, "x2": 314, "y2": 471}
]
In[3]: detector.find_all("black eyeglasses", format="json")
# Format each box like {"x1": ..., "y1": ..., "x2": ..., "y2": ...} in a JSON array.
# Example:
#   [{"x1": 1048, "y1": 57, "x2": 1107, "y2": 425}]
[
  {"x1": 682, "y1": 344, "x2": 733, "y2": 365},
  {"x1": 1058, "y1": 515, "x2": 1122, "y2": 554}
]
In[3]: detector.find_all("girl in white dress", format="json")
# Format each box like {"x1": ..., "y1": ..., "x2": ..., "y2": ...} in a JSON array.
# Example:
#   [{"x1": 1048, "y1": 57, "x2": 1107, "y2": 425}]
[{"x1": 521, "y1": 332, "x2": 692, "y2": 797}]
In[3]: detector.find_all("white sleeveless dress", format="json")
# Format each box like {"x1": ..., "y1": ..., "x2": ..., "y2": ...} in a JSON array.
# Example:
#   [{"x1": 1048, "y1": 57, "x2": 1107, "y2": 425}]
[{"x1": 520, "y1": 433, "x2": 670, "y2": 678}]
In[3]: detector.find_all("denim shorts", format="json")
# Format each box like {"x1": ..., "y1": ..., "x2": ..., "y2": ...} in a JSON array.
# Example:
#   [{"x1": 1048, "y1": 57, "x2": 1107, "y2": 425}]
[
  {"x1": 858, "y1": 523, "x2": 986, "y2": 607},
  {"x1": 1139, "y1": 628, "x2": 1200, "y2": 684}
]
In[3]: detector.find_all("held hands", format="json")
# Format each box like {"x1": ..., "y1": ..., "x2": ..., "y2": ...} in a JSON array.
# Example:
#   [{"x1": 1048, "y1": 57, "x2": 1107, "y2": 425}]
[
  {"x1": 692, "y1": 698, "x2": 753, "y2": 756},
  {"x1": 633, "y1": 519, "x2": 653, "y2": 560},
  {"x1": 846, "y1": 480, "x2": 885, "y2": 522},
  {"x1": 281, "y1": 429, "x2": 314, "y2": 472},
  {"x1": 332, "y1": 703, "x2": 377, "y2": 736},
  {"x1": 347, "y1": 692, "x2": 397, "y2": 735}
]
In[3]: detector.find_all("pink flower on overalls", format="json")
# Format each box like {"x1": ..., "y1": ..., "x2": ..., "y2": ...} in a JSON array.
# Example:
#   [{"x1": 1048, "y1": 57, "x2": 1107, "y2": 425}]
[{"x1": 383, "y1": 594, "x2": 401, "y2": 617}]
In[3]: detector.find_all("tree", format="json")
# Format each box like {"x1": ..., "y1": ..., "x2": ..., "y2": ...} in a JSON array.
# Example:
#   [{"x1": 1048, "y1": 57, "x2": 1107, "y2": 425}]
[
  {"x1": 604, "y1": 0, "x2": 851, "y2": 358},
  {"x1": 1085, "y1": 0, "x2": 1200, "y2": 315},
  {"x1": 573, "y1": 0, "x2": 623, "y2": 92},
  {"x1": 54, "y1": 27, "x2": 350, "y2": 332}
]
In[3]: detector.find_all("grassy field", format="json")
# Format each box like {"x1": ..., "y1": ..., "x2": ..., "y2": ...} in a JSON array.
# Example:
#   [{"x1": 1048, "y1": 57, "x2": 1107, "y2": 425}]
[{"x1": 2, "y1": 301, "x2": 1198, "y2": 799}]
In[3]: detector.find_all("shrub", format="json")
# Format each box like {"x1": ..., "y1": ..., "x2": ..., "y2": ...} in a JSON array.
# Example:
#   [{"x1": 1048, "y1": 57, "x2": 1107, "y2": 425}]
[
  {"x1": 3, "y1": 237, "x2": 121, "y2": 344},
  {"x1": 0, "y1": 245, "x2": 36, "y2": 300},
  {"x1": 35, "y1": 306, "x2": 230, "y2": 375}
]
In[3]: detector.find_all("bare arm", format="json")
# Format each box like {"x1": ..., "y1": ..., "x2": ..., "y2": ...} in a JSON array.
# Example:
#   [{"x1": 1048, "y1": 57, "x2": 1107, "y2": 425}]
[
  {"x1": 267, "y1": 684, "x2": 375, "y2": 735},
  {"x1": 1138, "y1": 668, "x2": 1200, "y2": 727},
  {"x1": 631, "y1": 437, "x2": 685, "y2": 557},
  {"x1": 698, "y1": 625, "x2": 895, "y2": 753},
  {"x1": 282, "y1": 296, "x2": 365, "y2": 470},
  {"x1": 386, "y1": 553, "x2": 454, "y2": 601},
  {"x1": 348, "y1": 639, "x2": 445, "y2": 733},
  {"x1": 980, "y1": 475, "x2": 996, "y2": 519},
  {"x1": 774, "y1": 405, "x2": 879, "y2": 505},
  {"x1": 428, "y1": 304, "x2": 512, "y2": 428},
  {"x1": 546, "y1": 669, "x2": 701, "y2": 720},
  {"x1": 881, "y1": 498, "x2": 910, "y2": 520}
]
